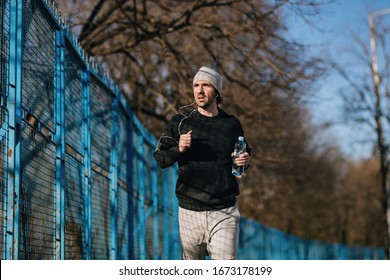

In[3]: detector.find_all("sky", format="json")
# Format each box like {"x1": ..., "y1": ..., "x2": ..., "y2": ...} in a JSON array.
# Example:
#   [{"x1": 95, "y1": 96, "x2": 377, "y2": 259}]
[{"x1": 283, "y1": 0, "x2": 390, "y2": 160}]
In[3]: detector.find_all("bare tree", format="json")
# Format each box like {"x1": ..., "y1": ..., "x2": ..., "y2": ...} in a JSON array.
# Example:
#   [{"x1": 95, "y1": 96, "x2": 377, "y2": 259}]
[
  {"x1": 332, "y1": 10, "x2": 390, "y2": 258},
  {"x1": 337, "y1": 158, "x2": 384, "y2": 247},
  {"x1": 57, "y1": 0, "x2": 372, "y2": 248},
  {"x1": 369, "y1": 9, "x2": 390, "y2": 259},
  {"x1": 55, "y1": 0, "x2": 326, "y2": 129}
]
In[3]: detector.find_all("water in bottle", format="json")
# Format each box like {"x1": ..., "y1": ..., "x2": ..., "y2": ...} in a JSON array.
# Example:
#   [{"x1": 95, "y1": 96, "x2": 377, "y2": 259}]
[{"x1": 232, "y1": 136, "x2": 246, "y2": 177}]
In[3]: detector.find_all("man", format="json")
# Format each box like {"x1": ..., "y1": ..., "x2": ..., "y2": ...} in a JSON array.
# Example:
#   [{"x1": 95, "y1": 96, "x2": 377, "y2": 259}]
[{"x1": 154, "y1": 66, "x2": 251, "y2": 260}]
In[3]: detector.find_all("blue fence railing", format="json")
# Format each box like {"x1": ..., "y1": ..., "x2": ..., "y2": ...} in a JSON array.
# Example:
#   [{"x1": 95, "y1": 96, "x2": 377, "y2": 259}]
[
  {"x1": 1, "y1": 0, "x2": 179, "y2": 260},
  {"x1": 0, "y1": 0, "x2": 385, "y2": 260}
]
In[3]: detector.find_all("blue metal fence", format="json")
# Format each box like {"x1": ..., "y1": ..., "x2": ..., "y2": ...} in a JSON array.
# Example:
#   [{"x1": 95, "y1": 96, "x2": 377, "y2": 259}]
[
  {"x1": 1, "y1": 0, "x2": 180, "y2": 260},
  {"x1": 0, "y1": 0, "x2": 385, "y2": 260}
]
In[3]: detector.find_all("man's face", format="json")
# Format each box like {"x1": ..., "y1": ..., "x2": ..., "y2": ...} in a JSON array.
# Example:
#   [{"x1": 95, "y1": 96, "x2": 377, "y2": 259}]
[{"x1": 193, "y1": 80, "x2": 217, "y2": 109}]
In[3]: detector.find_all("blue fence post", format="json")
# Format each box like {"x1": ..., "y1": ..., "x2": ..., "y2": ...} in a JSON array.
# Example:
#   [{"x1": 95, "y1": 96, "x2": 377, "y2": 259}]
[
  {"x1": 110, "y1": 90, "x2": 119, "y2": 260},
  {"x1": 83, "y1": 69, "x2": 92, "y2": 259},
  {"x1": 170, "y1": 167, "x2": 180, "y2": 259},
  {"x1": 152, "y1": 158, "x2": 159, "y2": 259},
  {"x1": 6, "y1": 0, "x2": 23, "y2": 260},
  {"x1": 137, "y1": 134, "x2": 146, "y2": 259},
  {"x1": 54, "y1": 28, "x2": 66, "y2": 260},
  {"x1": 126, "y1": 105, "x2": 134, "y2": 260}
]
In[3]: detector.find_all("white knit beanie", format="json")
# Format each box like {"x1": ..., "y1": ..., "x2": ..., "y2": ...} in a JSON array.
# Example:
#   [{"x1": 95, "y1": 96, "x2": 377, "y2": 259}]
[{"x1": 193, "y1": 66, "x2": 222, "y2": 95}]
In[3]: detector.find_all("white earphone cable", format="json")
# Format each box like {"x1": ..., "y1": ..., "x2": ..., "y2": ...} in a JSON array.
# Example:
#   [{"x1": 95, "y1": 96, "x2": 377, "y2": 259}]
[{"x1": 155, "y1": 101, "x2": 197, "y2": 152}]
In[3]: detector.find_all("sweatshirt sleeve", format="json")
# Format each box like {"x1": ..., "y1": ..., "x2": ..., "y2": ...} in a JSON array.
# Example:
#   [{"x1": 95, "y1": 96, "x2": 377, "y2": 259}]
[
  {"x1": 235, "y1": 116, "x2": 252, "y2": 155},
  {"x1": 153, "y1": 116, "x2": 182, "y2": 168}
]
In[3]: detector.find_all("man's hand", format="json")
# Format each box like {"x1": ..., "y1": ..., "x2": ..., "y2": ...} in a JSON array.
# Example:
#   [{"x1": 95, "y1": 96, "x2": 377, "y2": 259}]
[
  {"x1": 179, "y1": 130, "x2": 192, "y2": 153},
  {"x1": 232, "y1": 152, "x2": 251, "y2": 169}
]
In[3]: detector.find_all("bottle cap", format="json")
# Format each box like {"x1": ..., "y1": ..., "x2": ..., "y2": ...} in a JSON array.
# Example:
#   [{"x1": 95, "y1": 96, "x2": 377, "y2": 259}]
[{"x1": 238, "y1": 136, "x2": 244, "y2": 141}]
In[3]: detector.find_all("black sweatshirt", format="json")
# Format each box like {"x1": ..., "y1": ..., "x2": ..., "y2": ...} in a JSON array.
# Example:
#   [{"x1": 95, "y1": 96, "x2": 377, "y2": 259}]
[{"x1": 153, "y1": 108, "x2": 251, "y2": 211}]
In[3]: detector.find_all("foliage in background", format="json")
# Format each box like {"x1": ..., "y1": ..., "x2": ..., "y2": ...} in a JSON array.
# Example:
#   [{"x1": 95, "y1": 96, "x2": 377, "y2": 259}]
[{"x1": 55, "y1": 0, "x2": 387, "y2": 249}]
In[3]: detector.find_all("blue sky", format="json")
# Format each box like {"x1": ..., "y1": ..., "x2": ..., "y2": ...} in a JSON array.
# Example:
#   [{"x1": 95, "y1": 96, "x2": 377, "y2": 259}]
[{"x1": 284, "y1": 0, "x2": 390, "y2": 160}]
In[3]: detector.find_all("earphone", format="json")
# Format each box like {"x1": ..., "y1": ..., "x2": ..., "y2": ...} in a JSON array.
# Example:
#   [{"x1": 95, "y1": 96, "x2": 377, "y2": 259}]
[
  {"x1": 154, "y1": 91, "x2": 219, "y2": 152},
  {"x1": 155, "y1": 101, "x2": 197, "y2": 151},
  {"x1": 177, "y1": 101, "x2": 197, "y2": 135},
  {"x1": 175, "y1": 91, "x2": 219, "y2": 136}
]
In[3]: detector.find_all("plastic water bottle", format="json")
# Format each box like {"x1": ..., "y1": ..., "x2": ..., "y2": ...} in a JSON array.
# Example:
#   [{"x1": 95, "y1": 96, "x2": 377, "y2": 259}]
[{"x1": 232, "y1": 136, "x2": 246, "y2": 177}]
